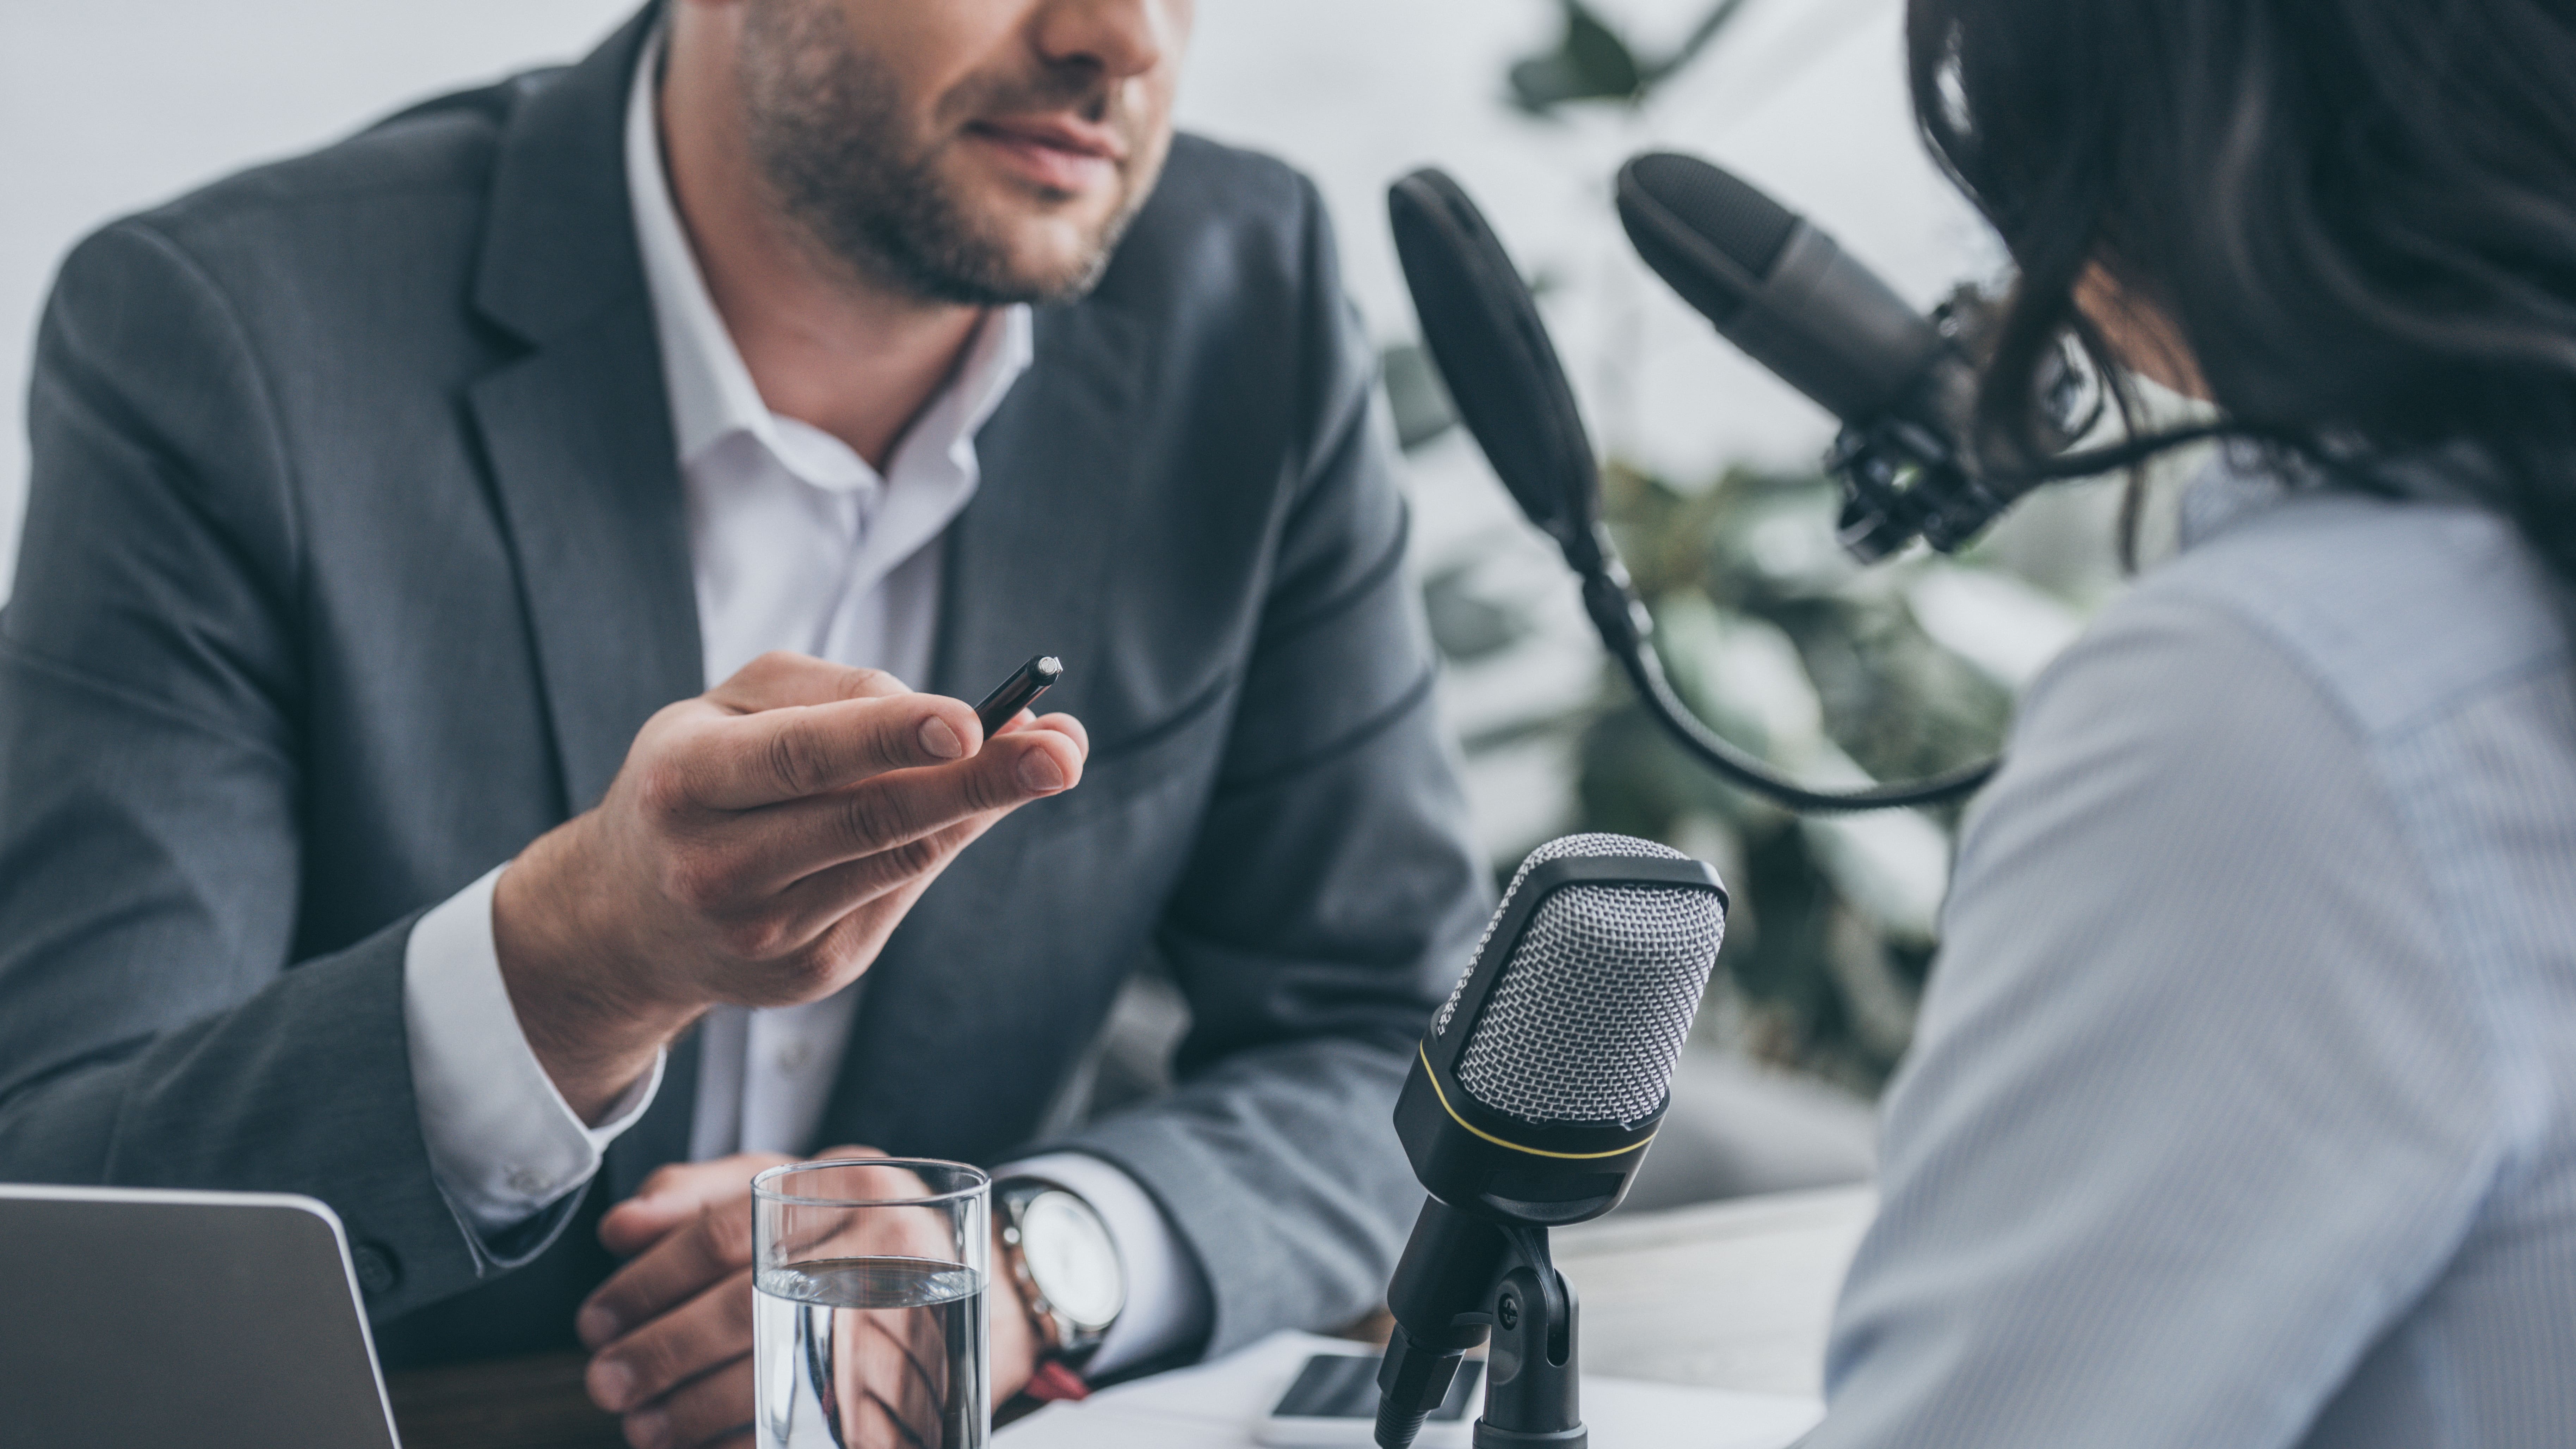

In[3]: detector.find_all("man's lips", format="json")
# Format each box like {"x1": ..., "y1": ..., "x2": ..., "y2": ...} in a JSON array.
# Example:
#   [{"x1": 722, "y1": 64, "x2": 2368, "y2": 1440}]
[{"x1": 963, "y1": 115, "x2": 1126, "y2": 193}]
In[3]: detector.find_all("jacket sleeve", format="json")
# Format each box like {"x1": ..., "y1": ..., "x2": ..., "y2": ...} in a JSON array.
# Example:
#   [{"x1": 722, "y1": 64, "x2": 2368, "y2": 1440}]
[
  {"x1": 0, "y1": 220, "x2": 531, "y2": 1320},
  {"x1": 1044, "y1": 177, "x2": 1496, "y2": 1358}
]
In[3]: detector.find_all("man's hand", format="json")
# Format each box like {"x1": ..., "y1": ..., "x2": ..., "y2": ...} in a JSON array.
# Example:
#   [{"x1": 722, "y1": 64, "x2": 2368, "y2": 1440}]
[
  {"x1": 493, "y1": 652, "x2": 1087, "y2": 1118},
  {"x1": 578, "y1": 1150, "x2": 1043, "y2": 1449}
]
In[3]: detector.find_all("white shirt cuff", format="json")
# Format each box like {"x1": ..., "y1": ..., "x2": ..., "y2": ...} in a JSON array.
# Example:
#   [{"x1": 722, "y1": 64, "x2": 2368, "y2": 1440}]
[
  {"x1": 999, "y1": 1151, "x2": 1212, "y2": 1379},
  {"x1": 402, "y1": 863, "x2": 664, "y2": 1237}
]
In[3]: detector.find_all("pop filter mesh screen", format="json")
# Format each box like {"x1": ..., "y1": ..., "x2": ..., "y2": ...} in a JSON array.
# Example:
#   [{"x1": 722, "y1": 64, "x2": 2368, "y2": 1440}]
[
  {"x1": 1388, "y1": 169, "x2": 1597, "y2": 544},
  {"x1": 1434, "y1": 834, "x2": 1726, "y2": 1128}
]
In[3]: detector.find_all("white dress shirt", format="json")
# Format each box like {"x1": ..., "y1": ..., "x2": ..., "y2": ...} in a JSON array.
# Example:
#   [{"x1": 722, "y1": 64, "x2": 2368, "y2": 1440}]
[{"x1": 399, "y1": 24, "x2": 1206, "y2": 1377}]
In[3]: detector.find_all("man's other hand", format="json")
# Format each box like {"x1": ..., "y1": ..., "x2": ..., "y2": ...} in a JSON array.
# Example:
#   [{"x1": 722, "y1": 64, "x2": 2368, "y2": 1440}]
[
  {"x1": 578, "y1": 1150, "x2": 1042, "y2": 1449},
  {"x1": 492, "y1": 652, "x2": 1087, "y2": 1118}
]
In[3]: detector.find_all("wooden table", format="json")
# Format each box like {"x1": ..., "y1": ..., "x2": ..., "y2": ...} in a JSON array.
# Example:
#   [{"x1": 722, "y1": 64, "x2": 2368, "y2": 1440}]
[
  {"x1": 385, "y1": 1186, "x2": 1876, "y2": 1446},
  {"x1": 387, "y1": 1350, "x2": 625, "y2": 1449}
]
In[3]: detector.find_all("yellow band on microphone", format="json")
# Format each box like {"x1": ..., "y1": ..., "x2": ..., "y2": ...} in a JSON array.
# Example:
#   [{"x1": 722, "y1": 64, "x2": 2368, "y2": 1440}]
[{"x1": 1418, "y1": 1045, "x2": 1655, "y2": 1161}]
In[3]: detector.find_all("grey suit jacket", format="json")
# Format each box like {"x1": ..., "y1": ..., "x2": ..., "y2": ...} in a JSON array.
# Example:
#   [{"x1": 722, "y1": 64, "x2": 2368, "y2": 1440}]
[{"x1": 0, "y1": 7, "x2": 1490, "y2": 1369}]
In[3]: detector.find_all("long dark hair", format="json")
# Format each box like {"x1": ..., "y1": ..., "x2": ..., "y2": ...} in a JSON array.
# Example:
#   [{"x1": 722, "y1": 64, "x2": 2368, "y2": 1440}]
[{"x1": 1908, "y1": 0, "x2": 2576, "y2": 584}]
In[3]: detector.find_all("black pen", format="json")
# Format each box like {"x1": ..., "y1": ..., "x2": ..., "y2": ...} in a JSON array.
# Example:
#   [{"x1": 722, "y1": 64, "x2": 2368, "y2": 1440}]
[{"x1": 973, "y1": 655, "x2": 1062, "y2": 737}]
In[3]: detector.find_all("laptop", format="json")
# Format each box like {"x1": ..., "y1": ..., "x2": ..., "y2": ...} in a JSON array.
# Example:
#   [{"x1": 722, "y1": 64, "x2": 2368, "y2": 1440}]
[{"x1": 0, "y1": 1183, "x2": 403, "y2": 1447}]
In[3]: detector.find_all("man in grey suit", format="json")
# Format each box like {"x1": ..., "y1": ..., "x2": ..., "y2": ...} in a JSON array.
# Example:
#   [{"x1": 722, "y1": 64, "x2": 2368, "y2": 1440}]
[{"x1": 0, "y1": 0, "x2": 1490, "y2": 1442}]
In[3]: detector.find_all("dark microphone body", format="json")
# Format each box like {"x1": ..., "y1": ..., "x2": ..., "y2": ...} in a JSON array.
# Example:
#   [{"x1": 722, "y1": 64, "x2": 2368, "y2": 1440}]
[
  {"x1": 1618, "y1": 152, "x2": 1949, "y2": 434},
  {"x1": 1375, "y1": 834, "x2": 1728, "y2": 1449},
  {"x1": 1615, "y1": 152, "x2": 2092, "y2": 560}
]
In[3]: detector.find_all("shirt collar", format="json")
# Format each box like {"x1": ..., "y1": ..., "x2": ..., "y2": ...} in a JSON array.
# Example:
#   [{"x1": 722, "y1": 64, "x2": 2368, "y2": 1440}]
[{"x1": 622, "y1": 26, "x2": 1034, "y2": 492}]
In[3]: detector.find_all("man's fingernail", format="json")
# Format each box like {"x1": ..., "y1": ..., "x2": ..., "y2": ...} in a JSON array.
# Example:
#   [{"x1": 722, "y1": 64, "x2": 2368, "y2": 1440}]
[
  {"x1": 1018, "y1": 752, "x2": 1066, "y2": 792},
  {"x1": 587, "y1": 1356, "x2": 635, "y2": 1411},
  {"x1": 577, "y1": 1303, "x2": 619, "y2": 1348},
  {"x1": 628, "y1": 1407, "x2": 670, "y2": 1449},
  {"x1": 919, "y1": 716, "x2": 964, "y2": 759}
]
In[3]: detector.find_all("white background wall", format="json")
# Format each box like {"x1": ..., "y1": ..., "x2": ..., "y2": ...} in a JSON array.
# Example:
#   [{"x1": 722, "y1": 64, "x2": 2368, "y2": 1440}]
[{"x1": 0, "y1": 0, "x2": 1988, "y2": 603}]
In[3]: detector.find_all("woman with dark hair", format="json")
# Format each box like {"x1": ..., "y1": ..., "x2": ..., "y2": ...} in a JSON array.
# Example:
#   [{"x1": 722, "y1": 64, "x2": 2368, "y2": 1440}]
[{"x1": 1804, "y1": 2, "x2": 2576, "y2": 1444}]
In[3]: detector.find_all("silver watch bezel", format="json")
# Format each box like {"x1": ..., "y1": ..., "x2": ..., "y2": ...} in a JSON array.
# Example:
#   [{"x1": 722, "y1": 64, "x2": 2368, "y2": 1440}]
[{"x1": 996, "y1": 1178, "x2": 1125, "y2": 1357}]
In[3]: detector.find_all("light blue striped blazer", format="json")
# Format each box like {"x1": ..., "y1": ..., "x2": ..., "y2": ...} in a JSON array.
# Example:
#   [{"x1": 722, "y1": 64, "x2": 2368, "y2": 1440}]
[{"x1": 1809, "y1": 462, "x2": 2576, "y2": 1448}]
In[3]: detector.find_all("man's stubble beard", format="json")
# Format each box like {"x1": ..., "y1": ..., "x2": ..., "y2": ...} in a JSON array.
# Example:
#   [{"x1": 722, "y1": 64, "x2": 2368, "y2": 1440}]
[{"x1": 737, "y1": 1, "x2": 1159, "y2": 308}]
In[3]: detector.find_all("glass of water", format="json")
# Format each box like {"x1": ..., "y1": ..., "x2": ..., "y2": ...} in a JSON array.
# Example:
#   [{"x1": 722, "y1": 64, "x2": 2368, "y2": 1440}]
[{"x1": 753, "y1": 1159, "x2": 991, "y2": 1449}]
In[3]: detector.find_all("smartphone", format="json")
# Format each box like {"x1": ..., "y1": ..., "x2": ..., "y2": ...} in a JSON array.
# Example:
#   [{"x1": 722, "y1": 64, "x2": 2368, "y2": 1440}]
[
  {"x1": 973, "y1": 654, "x2": 1062, "y2": 736},
  {"x1": 1256, "y1": 1351, "x2": 1482, "y2": 1448}
]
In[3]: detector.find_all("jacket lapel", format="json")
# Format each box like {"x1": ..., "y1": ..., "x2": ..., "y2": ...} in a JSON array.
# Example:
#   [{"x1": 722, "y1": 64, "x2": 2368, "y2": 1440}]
[
  {"x1": 808, "y1": 303, "x2": 1150, "y2": 1158},
  {"x1": 924, "y1": 303, "x2": 1149, "y2": 703},
  {"x1": 461, "y1": 5, "x2": 708, "y2": 1183},
  {"x1": 462, "y1": 4, "x2": 700, "y2": 813},
  {"x1": 466, "y1": 317, "x2": 702, "y2": 811}
]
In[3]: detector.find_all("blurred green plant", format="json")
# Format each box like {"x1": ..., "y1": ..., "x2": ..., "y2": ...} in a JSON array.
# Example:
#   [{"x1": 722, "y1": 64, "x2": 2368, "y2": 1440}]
[
  {"x1": 1508, "y1": 0, "x2": 1757, "y2": 113},
  {"x1": 1413, "y1": 453, "x2": 2082, "y2": 1092},
  {"x1": 1581, "y1": 463, "x2": 2023, "y2": 1090}
]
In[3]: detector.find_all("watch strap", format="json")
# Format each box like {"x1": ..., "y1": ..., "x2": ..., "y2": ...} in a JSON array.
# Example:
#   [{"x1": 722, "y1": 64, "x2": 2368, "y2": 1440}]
[{"x1": 1024, "y1": 1359, "x2": 1092, "y2": 1403}]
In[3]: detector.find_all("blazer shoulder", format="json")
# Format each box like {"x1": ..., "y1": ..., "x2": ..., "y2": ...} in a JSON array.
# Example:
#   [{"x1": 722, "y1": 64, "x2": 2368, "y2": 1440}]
[
  {"x1": 1154, "y1": 132, "x2": 1316, "y2": 226},
  {"x1": 105, "y1": 68, "x2": 563, "y2": 255}
]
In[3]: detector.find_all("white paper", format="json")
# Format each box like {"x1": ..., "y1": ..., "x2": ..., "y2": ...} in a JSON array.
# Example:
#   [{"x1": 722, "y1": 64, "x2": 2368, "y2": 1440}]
[{"x1": 998, "y1": 1332, "x2": 1822, "y2": 1449}]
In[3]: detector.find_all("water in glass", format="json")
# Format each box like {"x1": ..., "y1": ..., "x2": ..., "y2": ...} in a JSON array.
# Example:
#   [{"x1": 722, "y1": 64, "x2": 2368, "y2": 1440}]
[{"x1": 757, "y1": 1256, "x2": 988, "y2": 1449}]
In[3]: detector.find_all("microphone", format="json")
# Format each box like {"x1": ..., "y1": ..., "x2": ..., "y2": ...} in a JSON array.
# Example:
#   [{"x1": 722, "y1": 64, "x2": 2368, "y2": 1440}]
[
  {"x1": 1614, "y1": 151, "x2": 2097, "y2": 560},
  {"x1": 1615, "y1": 152, "x2": 1946, "y2": 439},
  {"x1": 1388, "y1": 167, "x2": 2002, "y2": 812},
  {"x1": 1374, "y1": 834, "x2": 1728, "y2": 1449}
]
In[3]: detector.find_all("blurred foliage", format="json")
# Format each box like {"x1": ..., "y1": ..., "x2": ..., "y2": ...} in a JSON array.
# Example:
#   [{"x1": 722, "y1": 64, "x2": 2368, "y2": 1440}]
[
  {"x1": 1599, "y1": 464, "x2": 2014, "y2": 794},
  {"x1": 1578, "y1": 462, "x2": 2016, "y2": 1090},
  {"x1": 1509, "y1": 0, "x2": 1757, "y2": 113},
  {"x1": 1380, "y1": 341, "x2": 1460, "y2": 453},
  {"x1": 1415, "y1": 455, "x2": 2070, "y2": 1092}
]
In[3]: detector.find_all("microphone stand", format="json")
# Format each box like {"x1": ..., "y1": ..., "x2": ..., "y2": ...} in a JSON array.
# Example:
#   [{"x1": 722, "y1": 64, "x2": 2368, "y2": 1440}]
[
  {"x1": 1480, "y1": 1225, "x2": 1583, "y2": 1448},
  {"x1": 1375, "y1": 1201, "x2": 1585, "y2": 1449}
]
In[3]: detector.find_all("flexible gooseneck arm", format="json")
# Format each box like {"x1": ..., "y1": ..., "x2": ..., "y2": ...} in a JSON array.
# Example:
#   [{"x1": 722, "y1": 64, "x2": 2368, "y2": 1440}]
[{"x1": 1576, "y1": 557, "x2": 1998, "y2": 814}]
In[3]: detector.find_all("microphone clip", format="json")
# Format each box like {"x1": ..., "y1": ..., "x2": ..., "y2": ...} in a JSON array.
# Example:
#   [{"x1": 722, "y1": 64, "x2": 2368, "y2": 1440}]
[
  {"x1": 1478, "y1": 1225, "x2": 1583, "y2": 1448},
  {"x1": 1825, "y1": 416, "x2": 2010, "y2": 562},
  {"x1": 1374, "y1": 1208, "x2": 1586, "y2": 1449},
  {"x1": 1827, "y1": 286, "x2": 2103, "y2": 562}
]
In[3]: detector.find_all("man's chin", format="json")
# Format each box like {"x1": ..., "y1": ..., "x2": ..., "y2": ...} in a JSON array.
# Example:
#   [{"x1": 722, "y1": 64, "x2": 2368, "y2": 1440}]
[
  {"x1": 1003, "y1": 233, "x2": 1121, "y2": 300},
  {"x1": 936, "y1": 210, "x2": 1124, "y2": 304}
]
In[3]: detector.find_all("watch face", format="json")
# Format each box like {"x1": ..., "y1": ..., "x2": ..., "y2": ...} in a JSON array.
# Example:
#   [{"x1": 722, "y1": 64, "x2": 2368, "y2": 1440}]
[{"x1": 1021, "y1": 1190, "x2": 1126, "y2": 1329}]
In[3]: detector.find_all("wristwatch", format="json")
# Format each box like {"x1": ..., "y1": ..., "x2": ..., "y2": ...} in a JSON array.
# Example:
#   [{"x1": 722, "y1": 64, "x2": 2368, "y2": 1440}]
[{"x1": 994, "y1": 1177, "x2": 1126, "y2": 1388}]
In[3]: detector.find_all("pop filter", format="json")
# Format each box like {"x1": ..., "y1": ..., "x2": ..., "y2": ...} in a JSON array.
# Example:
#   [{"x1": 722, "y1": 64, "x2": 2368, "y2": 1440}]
[{"x1": 1388, "y1": 170, "x2": 1604, "y2": 573}]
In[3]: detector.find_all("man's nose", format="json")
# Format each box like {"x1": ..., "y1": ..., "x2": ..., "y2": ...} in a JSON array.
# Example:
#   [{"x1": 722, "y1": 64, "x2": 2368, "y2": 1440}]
[{"x1": 1030, "y1": 0, "x2": 1182, "y2": 82}]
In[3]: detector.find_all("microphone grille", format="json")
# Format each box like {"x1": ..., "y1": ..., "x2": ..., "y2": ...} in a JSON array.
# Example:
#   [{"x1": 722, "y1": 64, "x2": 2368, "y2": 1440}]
[
  {"x1": 1436, "y1": 833, "x2": 1725, "y2": 1128},
  {"x1": 1623, "y1": 152, "x2": 1800, "y2": 282}
]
